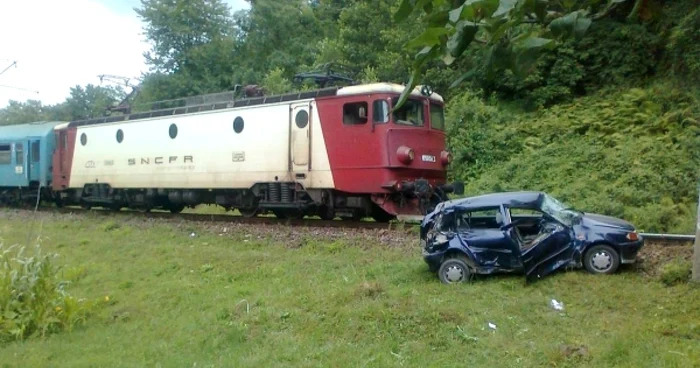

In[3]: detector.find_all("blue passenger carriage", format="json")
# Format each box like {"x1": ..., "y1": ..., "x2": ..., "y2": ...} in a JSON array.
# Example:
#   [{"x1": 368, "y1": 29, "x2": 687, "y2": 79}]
[{"x1": 0, "y1": 121, "x2": 63, "y2": 205}]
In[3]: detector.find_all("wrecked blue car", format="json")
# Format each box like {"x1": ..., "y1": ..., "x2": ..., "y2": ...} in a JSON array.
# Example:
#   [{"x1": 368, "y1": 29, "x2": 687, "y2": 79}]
[{"x1": 420, "y1": 191, "x2": 644, "y2": 284}]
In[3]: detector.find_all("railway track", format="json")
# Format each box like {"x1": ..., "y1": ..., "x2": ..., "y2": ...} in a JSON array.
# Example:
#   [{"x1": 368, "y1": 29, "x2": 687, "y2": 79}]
[
  {"x1": 45, "y1": 206, "x2": 419, "y2": 231},
  {"x1": 21, "y1": 205, "x2": 697, "y2": 244}
]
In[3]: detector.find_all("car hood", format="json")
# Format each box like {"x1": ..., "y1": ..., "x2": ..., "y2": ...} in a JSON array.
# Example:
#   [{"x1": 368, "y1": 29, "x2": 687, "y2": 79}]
[{"x1": 579, "y1": 212, "x2": 635, "y2": 231}]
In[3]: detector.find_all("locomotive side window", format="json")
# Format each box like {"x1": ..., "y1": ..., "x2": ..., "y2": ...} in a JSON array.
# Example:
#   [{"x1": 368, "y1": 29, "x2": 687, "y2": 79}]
[
  {"x1": 373, "y1": 100, "x2": 389, "y2": 124},
  {"x1": 295, "y1": 110, "x2": 309, "y2": 128},
  {"x1": 15, "y1": 143, "x2": 23, "y2": 165},
  {"x1": 343, "y1": 102, "x2": 368, "y2": 125},
  {"x1": 430, "y1": 102, "x2": 445, "y2": 131},
  {"x1": 0, "y1": 144, "x2": 10, "y2": 165},
  {"x1": 391, "y1": 98, "x2": 424, "y2": 127},
  {"x1": 116, "y1": 129, "x2": 124, "y2": 143},
  {"x1": 233, "y1": 117, "x2": 244, "y2": 133},
  {"x1": 80, "y1": 133, "x2": 87, "y2": 146},
  {"x1": 169, "y1": 124, "x2": 178, "y2": 139}
]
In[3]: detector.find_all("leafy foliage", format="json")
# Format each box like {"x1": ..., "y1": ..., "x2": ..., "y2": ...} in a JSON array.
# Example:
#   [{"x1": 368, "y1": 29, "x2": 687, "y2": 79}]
[
  {"x1": 135, "y1": 0, "x2": 235, "y2": 73},
  {"x1": 261, "y1": 68, "x2": 293, "y2": 95},
  {"x1": 0, "y1": 85, "x2": 124, "y2": 126},
  {"x1": 659, "y1": 258, "x2": 692, "y2": 286},
  {"x1": 0, "y1": 243, "x2": 102, "y2": 343},
  {"x1": 448, "y1": 83, "x2": 700, "y2": 233},
  {"x1": 667, "y1": 7, "x2": 700, "y2": 82},
  {"x1": 391, "y1": 0, "x2": 637, "y2": 107}
]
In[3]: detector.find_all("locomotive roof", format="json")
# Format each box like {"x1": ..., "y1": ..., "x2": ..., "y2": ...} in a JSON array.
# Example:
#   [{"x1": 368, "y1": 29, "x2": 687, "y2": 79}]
[
  {"x1": 60, "y1": 82, "x2": 444, "y2": 129},
  {"x1": 0, "y1": 121, "x2": 64, "y2": 139}
]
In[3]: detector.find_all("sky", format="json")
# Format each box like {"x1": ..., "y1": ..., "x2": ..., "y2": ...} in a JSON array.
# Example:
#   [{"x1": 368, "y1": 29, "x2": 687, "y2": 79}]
[{"x1": 0, "y1": 0, "x2": 249, "y2": 108}]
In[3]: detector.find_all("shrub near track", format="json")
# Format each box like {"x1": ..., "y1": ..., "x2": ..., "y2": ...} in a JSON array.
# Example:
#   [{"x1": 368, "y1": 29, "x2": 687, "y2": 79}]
[
  {"x1": 0, "y1": 210, "x2": 698, "y2": 367},
  {"x1": 0, "y1": 242, "x2": 103, "y2": 342}
]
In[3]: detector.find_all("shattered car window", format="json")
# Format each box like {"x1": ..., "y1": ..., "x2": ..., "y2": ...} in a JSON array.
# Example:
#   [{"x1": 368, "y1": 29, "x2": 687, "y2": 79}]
[
  {"x1": 540, "y1": 194, "x2": 579, "y2": 226},
  {"x1": 456, "y1": 207, "x2": 502, "y2": 229}
]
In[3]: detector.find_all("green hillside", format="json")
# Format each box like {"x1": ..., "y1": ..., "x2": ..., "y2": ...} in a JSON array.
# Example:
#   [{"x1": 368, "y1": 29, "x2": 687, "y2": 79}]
[{"x1": 447, "y1": 83, "x2": 699, "y2": 233}]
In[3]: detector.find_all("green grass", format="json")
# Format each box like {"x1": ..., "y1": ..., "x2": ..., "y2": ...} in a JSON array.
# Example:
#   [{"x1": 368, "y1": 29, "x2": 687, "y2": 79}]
[{"x1": 0, "y1": 210, "x2": 698, "y2": 367}]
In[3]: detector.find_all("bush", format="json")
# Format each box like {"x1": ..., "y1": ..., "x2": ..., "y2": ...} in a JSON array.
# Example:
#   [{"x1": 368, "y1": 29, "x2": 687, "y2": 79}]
[
  {"x1": 468, "y1": 19, "x2": 662, "y2": 110},
  {"x1": 658, "y1": 258, "x2": 692, "y2": 286},
  {"x1": 445, "y1": 90, "x2": 523, "y2": 183},
  {"x1": 0, "y1": 243, "x2": 100, "y2": 342},
  {"x1": 667, "y1": 8, "x2": 700, "y2": 82},
  {"x1": 453, "y1": 84, "x2": 700, "y2": 233}
]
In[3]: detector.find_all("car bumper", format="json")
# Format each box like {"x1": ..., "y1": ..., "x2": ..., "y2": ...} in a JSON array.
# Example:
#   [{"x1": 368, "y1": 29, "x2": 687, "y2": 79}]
[
  {"x1": 620, "y1": 239, "x2": 644, "y2": 264},
  {"x1": 422, "y1": 248, "x2": 446, "y2": 271}
]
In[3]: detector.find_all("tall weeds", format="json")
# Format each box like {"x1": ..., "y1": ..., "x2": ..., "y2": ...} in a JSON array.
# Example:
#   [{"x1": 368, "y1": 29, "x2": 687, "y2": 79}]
[{"x1": 0, "y1": 242, "x2": 98, "y2": 342}]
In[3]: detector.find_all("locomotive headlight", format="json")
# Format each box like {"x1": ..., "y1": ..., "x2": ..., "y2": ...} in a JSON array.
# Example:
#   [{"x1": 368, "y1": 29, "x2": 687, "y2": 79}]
[
  {"x1": 440, "y1": 150, "x2": 452, "y2": 166},
  {"x1": 397, "y1": 146, "x2": 415, "y2": 164}
]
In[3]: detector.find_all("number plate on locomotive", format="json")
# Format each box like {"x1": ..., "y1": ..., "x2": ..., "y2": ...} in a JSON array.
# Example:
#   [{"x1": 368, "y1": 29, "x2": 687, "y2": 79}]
[{"x1": 421, "y1": 155, "x2": 436, "y2": 162}]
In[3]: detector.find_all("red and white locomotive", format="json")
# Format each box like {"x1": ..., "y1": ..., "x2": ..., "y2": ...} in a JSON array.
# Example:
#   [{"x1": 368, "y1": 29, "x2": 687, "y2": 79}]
[{"x1": 51, "y1": 82, "x2": 463, "y2": 221}]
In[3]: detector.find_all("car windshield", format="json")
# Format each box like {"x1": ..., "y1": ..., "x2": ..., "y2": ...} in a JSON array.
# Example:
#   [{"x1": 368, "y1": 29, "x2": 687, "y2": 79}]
[{"x1": 540, "y1": 194, "x2": 580, "y2": 226}]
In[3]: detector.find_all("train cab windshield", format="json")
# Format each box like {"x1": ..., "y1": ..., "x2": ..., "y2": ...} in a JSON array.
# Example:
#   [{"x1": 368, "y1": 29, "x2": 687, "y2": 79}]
[
  {"x1": 391, "y1": 97, "x2": 424, "y2": 127},
  {"x1": 430, "y1": 102, "x2": 445, "y2": 131}
]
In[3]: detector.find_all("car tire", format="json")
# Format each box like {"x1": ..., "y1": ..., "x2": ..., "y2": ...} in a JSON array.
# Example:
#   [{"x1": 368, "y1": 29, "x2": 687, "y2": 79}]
[
  {"x1": 437, "y1": 256, "x2": 471, "y2": 284},
  {"x1": 583, "y1": 244, "x2": 620, "y2": 275}
]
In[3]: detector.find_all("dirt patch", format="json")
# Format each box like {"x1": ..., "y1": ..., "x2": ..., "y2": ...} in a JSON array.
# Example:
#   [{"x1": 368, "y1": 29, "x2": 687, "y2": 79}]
[{"x1": 635, "y1": 240, "x2": 694, "y2": 277}]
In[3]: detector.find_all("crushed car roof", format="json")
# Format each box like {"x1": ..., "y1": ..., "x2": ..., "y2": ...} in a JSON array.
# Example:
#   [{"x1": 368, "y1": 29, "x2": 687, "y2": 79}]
[{"x1": 436, "y1": 191, "x2": 546, "y2": 211}]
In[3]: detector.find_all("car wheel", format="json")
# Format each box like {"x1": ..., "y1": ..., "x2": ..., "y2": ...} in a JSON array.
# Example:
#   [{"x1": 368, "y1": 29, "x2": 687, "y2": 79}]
[
  {"x1": 583, "y1": 244, "x2": 620, "y2": 275},
  {"x1": 438, "y1": 257, "x2": 471, "y2": 284}
]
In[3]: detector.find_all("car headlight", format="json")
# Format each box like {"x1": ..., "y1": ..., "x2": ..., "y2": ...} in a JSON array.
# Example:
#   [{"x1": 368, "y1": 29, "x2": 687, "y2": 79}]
[
  {"x1": 435, "y1": 234, "x2": 449, "y2": 244},
  {"x1": 626, "y1": 231, "x2": 639, "y2": 241}
]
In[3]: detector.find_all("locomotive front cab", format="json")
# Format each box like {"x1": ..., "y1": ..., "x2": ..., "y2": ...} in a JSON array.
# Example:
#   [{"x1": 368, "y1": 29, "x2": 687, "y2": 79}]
[{"x1": 370, "y1": 91, "x2": 464, "y2": 216}]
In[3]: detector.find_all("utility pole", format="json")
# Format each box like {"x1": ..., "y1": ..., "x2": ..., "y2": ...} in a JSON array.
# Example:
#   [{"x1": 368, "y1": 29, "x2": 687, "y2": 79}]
[{"x1": 693, "y1": 181, "x2": 700, "y2": 282}]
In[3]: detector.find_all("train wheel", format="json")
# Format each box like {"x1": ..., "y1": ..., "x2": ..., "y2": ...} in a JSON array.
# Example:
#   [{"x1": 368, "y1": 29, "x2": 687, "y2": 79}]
[
  {"x1": 371, "y1": 211, "x2": 395, "y2": 223},
  {"x1": 239, "y1": 207, "x2": 259, "y2": 218},
  {"x1": 169, "y1": 204, "x2": 185, "y2": 214},
  {"x1": 317, "y1": 205, "x2": 335, "y2": 221}
]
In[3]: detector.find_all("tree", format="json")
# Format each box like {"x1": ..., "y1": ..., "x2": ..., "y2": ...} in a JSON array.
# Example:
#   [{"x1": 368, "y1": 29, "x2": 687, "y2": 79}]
[
  {"x1": 135, "y1": 0, "x2": 235, "y2": 73},
  {"x1": 232, "y1": 0, "x2": 327, "y2": 81},
  {"x1": 134, "y1": 0, "x2": 241, "y2": 101},
  {"x1": 58, "y1": 84, "x2": 125, "y2": 121},
  {"x1": 0, "y1": 100, "x2": 57, "y2": 125},
  {"x1": 392, "y1": 0, "x2": 636, "y2": 107}
]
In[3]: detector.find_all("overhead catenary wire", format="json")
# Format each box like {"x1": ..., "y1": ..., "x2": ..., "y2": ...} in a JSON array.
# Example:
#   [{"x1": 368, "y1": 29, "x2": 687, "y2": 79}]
[
  {"x1": 0, "y1": 84, "x2": 39, "y2": 94},
  {"x1": 0, "y1": 61, "x2": 17, "y2": 77}
]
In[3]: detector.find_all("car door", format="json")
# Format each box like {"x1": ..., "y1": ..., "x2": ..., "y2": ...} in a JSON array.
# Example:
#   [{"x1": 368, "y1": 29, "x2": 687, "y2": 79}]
[
  {"x1": 518, "y1": 221, "x2": 576, "y2": 282},
  {"x1": 455, "y1": 206, "x2": 521, "y2": 270}
]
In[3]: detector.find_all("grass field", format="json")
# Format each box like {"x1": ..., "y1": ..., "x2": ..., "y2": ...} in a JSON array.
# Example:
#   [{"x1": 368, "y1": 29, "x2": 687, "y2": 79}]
[{"x1": 1, "y1": 209, "x2": 698, "y2": 367}]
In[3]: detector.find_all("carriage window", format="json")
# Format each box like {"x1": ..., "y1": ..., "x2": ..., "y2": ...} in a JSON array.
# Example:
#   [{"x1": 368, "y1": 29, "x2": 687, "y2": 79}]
[
  {"x1": 391, "y1": 98, "x2": 424, "y2": 127},
  {"x1": 430, "y1": 102, "x2": 445, "y2": 131},
  {"x1": 0, "y1": 145, "x2": 10, "y2": 165},
  {"x1": 31, "y1": 141, "x2": 40, "y2": 162},
  {"x1": 343, "y1": 102, "x2": 368, "y2": 125},
  {"x1": 373, "y1": 100, "x2": 389, "y2": 124},
  {"x1": 15, "y1": 143, "x2": 23, "y2": 165}
]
